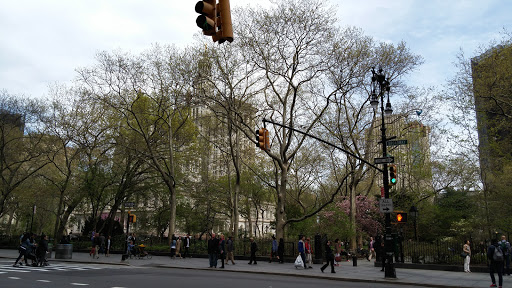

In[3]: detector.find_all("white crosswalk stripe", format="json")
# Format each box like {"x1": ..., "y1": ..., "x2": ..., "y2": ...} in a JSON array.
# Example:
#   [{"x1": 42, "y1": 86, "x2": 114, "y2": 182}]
[{"x1": 0, "y1": 263, "x2": 103, "y2": 275}]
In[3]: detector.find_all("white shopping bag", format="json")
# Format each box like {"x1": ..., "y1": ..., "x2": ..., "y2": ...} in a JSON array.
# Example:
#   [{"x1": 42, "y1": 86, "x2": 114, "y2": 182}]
[{"x1": 294, "y1": 255, "x2": 304, "y2": 269}]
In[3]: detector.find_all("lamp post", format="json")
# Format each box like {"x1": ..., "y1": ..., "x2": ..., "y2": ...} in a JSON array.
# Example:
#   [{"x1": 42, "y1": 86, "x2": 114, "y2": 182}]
[
  {"x1": 370, "y1": 67, "x2": 396, "y2": 278},
  {"x1": 409, "y1": 206, "x2": 419, "y2": 241}
]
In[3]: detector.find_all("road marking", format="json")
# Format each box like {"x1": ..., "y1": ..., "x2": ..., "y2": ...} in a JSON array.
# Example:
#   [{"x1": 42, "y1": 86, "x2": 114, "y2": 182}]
[
  {"x1": 70, "y1": 283, "x2": 89, "y2": 286},
  {"x1": 8, "y1": 276, "x2": 21, "y2": 279},
  {"x1": 37, "y1": 280, "x2": 51, "y2": 283}
]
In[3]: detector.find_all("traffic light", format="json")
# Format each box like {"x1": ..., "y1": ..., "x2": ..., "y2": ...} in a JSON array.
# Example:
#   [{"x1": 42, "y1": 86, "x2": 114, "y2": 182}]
[
  {"x1": 195, "y1": 0, "x2": 233, "y2": 44},
  {"x1": 215, "y1": 0, "x2": 233, "y2": 43},
  {"x1": 256, "y1": 128, "x2": 269, "y2": 151},
  {"x1": 195, "y1": 0, "x2": 217, "y2": 36},
  {"x1": 128, "y1": 213, "x2": 136, "y2": 223},
  {"x1": 396, "y1": 212, "x2": 407, "y2": 223},
  {"x1": 389, "y1": 164, "x2": 397, "y2": 186}
]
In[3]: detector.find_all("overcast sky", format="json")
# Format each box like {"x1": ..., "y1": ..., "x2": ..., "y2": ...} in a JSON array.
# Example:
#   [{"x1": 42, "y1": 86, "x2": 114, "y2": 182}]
[{"x1": 1, "y1": 0, "x2": 510, "y2": 99}]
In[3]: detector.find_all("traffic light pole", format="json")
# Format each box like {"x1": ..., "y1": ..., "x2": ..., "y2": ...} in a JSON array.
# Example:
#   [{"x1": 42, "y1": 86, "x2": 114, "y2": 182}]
[{"x1": 377, "y1": 79, "x2": 397, "y2": 279}]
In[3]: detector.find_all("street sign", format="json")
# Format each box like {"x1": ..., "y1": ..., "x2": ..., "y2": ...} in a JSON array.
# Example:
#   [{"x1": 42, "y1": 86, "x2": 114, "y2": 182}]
[
  {"x1": 386, "y1": 139, "x2": 408, "y2": 146},
  {"x1": 374, "y1": 157, "x2": 394, "y2": 164},
  {"x1": 124, "y1": 202, "x2": 135, "y2": 208},
  {"x1": 379, "y1": 198, "x2": 394, "y2": 213}
]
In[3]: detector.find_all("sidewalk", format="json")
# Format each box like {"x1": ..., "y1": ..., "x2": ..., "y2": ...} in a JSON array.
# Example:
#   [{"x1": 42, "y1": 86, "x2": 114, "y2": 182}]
[{"x1": 0, "y1": 249, "x2": 496, "y2": 288}]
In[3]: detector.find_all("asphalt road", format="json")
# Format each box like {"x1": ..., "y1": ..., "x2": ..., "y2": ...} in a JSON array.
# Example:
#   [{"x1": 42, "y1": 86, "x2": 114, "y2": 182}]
[{"x1": 0, "y1": 261, "x2": 419, "y2": 288}]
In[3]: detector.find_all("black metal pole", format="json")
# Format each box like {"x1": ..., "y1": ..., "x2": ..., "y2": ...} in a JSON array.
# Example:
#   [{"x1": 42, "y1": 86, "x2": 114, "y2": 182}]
[{"x1": 376, "y1": 71, "x2": 396, "y2": 278}]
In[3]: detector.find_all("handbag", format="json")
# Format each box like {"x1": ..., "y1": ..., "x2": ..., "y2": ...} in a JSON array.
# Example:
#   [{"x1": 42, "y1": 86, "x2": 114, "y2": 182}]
[
  {"x1": 460, "y1": 252, "x2": 468, "y2": 258},
  {"x1": 335, "y1": 253, "x2": 342, "y2": 262},
  {"x1": 294, "y1": 255, "x2": 304, "y2": 268}
]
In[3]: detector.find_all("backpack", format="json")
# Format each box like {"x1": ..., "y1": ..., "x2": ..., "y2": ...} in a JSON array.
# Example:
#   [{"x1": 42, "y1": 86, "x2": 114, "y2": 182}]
[{"x1": 493, "y1": 245, "x2": 504, "y2": 261}]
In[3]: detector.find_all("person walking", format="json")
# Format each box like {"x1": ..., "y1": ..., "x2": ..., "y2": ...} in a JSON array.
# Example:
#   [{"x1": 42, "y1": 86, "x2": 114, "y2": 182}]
[
  {"x1": 183, "y1": 234, "x2": 191, "y2": 258},
  {"x1": 368, "y1": 236, "x2": 376, "y2": 261},
  {"x1": 278, "y1": 238, "x2": 285, "y2": 264},
  {"x1": 499, "y1": 235, "x2": 511, "y2": 275},
  {"x1": 99, "y1": 233, "x2": 105, "y2": 256},
  {"x1": 334, "y1": 239, "x2": 342, "y2": 266},
  {"x1": 219, "y1": 235, "x2": 226, "y2": 268},
  {"x1": 298, "y1": 235, "x2": 307, "y2": 269},
  {"x1": 269, "y1": 236, "x2": 278, "y2": 263},
  {"x1": 13, "y1": 233, "x2": 32, "y2": 267},
  {"x1": 176, "y1": 236, "x2": 182, "y2": 258},
  {"x1": 93, "y1": 233, "x2": 101, "y2": 259},
  {"x1": 207, "y1": 233, "x2": 219, "y2": 268},
  {"x1": 305, "y1": 237, "x2": 313, "y2": 268},
  {"x1": 488, "y1": 238, "x2": 504, "y2": 288},
  {"x1": 36, "y1": 234, "x2": 49, "y2": 266},
  {"x1": 170, "y1": 235, "x2": 177, "y2": 259},
  {"x1": 248, "y1": 237, "x2": 258, "y2": 265},
  {"x1": 320, "y1": 240, "x2": 335, "y2": 273},
  {"x1": 463, "y1": 240, "x2": 471, "y2": 273},
  {"x1": 226, "y1": 235, "x2": 235, "y2": 265},
  {"x1": 105, "y1": 235, "x2": 111, "y2": 257}
]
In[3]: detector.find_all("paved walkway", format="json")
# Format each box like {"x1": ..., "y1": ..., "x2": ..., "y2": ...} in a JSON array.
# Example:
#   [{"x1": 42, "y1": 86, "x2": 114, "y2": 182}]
[{"x1": 0, "y1": 249, "x2": 500, "y2": 287}]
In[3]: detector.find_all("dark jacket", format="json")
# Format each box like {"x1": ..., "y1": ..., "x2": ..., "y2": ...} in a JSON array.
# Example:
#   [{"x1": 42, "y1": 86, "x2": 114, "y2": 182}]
[
  {"x1": 208, "y1": 237, "x2": 219, "y2": 254},
  {"x1": 250, "y1": 241, "x2": 258, "y2": 253},
  {"x1": 488, "y1": 243, "x2": 504, "y2": 263},
  {"x1": 325, "y1": 243, "x2": 334, "y2": 260},
  {"x1": 226, "y1": 238, "x2": 234, "y2": 252}
]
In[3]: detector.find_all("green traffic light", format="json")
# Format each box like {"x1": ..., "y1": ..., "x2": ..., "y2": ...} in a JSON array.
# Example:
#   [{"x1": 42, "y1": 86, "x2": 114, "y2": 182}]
[{"x1": 391, "y1": 178, "x2": 396, "y2": 184}]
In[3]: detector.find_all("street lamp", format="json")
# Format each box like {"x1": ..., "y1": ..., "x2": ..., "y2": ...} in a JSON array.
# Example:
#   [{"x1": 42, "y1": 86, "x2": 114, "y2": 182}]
[
  {"x1": 370, "y1": 67, "x2": 396, "y2": 278},
  {"x1": 409, "y1": 205, "x2": 419, "y2": 241}
]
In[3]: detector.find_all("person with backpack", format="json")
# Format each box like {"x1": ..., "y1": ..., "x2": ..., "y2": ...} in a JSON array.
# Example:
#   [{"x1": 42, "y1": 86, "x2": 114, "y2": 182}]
[
  {"x1": 463, "y1": 240, "x2": 471, "y2": 273},
  {"x1": 499, "y1": 235, "x2": 511, "y2": 276},
  {"x1": 488, "y1": 238, "x2": 505, "y2": 288}
]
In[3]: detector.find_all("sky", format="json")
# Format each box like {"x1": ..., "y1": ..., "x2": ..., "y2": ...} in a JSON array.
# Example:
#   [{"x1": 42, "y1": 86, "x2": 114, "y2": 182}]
[{"x1": 1, "y1": 0, "x2": 510, "y2": 99}]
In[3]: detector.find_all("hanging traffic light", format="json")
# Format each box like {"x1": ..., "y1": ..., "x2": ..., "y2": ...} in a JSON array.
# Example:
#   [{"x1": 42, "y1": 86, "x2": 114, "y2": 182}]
[
  {"x1": 215, "y1": 0, "x2": 233, "y2": 43},
  {"x1": 396, "y1": 212, "x2": 407, "y2": 223},
  {"x1": 256, "y1": 128, "x2": 269, "y2": 151},
  {"x1": 389, "y1": 164, "x2": 397, "y2": 186},
  {"x1": 195, "y1": 0, "x2": 217, "y2": 37}
]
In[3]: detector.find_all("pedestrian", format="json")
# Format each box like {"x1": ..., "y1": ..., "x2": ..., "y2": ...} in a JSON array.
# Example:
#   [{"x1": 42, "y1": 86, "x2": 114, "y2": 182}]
[
  {"x1": 89, "y1": 230, "x2": 96, "y2": 257},
  {"x1": 269, "y1": 235, "x2": 278, "y2": 263},
  {"x1": 93, "y1": 233, "x2": 101, "y2": 259},
  {"x1": 463, "y1": 240, "x2": 471, "y2": 273},
  {"x1": 99, "y1": 233, "x2": 106, "y2": 256},
  {"x1": 207, "y1": 233, "x2": 219, "y2": 268},
  {"x1": 499, "y1": 235, "x2": 511, "y2": 275},
  {"x1": 226, "y1": 235, "x2": 235, "y2": 265},
  {"x1": 278, "y1": 238, "x2": 285, "y2": 264},
  {"x1": 488, "y1": 238, "x2": 504, "y2": 288},
  {"x1": 298, "y1": 235, "x2": 307, "y2": 269},
  {"x1": 248, "y1": 237, "x2": 258, "y2": 265},
  {"x1": 184, "y1": 234, "x2": 191, "y2": 258},
  {"x1": 106, "y1": 235, "x2": 111, "y2": 257},
  {"x1": 13, "y1": 232, "x2": 32, "y2": 267},
  {"x1": 368, "y1": 236, "x2": 376, "y2": 261},
  {"x1": 219, "y1": 235, "x2": 226, "y2": 268},
  {"x1": 170, "y1": 235, "x2": 177, "y2": 259},
  {"x1": 36, "y1": 234, "x2": 49, "y2": 266},
  {"x1": 320, "y1": 240, "x2": 335, "y2": 273},
  {"x1": 176, "y1": 236, "x2": 182, "y2": 258},
  {"x1": 334, "y1": 238, "x2": 342, "y2": 266},
  {"x1": 379, "y1": 240, "x2": 386, "y2": 271},
  {"x1": 305, "y1": 237, "x2": 313, "y2": 268}
]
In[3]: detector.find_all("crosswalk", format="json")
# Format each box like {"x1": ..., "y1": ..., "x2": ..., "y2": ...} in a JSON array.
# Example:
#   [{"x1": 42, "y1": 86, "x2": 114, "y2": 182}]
[{"x1": 0, "y1": 262, "x2": 102, "y2": 275}]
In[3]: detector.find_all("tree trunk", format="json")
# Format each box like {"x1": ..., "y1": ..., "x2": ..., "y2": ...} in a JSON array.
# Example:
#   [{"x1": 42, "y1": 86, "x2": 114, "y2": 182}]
[
  {"x1": 349, "y1": 183, "x2": 357, "y2": 251},
  {"x1": 275, "y1": 165, "x2": 288, "y2": 241}
]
